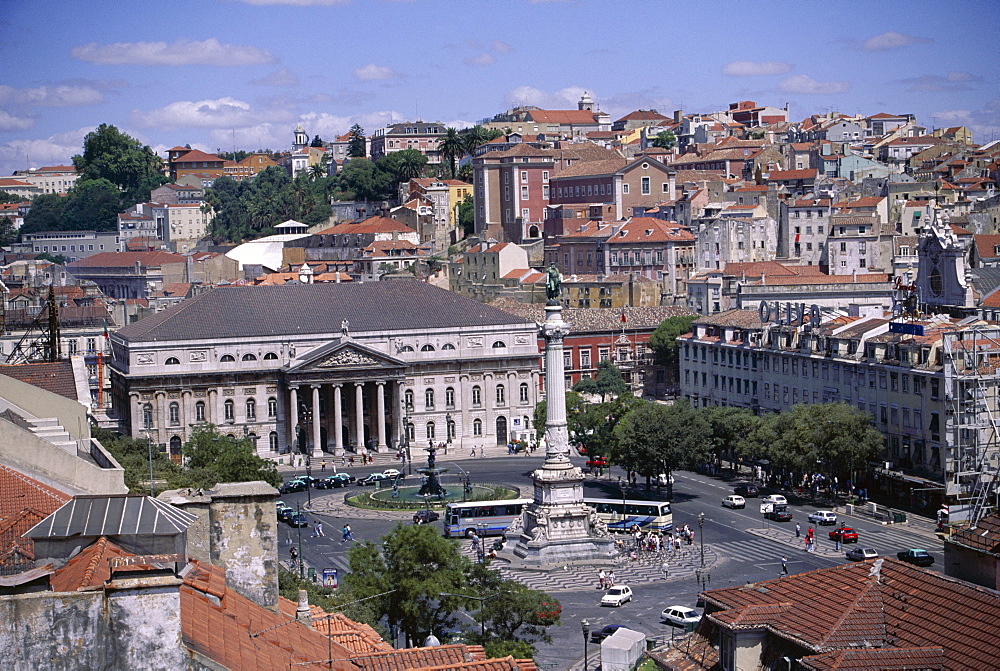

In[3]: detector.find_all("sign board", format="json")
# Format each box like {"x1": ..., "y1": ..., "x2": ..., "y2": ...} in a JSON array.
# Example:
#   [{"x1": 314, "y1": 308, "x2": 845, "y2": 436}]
[
  {"x1": 323, "y1": 568, "x2": 338, "y2": 588},
  {"x1": 889, "y1": 322, "x2": 925, "y2": 336},
  {"x1": 760, "y1": 503, "x2": 774, "y2": 514}
]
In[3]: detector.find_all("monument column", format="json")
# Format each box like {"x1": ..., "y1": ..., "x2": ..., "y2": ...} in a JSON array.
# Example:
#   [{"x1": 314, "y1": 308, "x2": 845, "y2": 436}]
[
  {"x1": 333, "y1": 383, "x2": 344, "y2": 456},
  {"x1": 311, "y1": 384, "x2": 322, "y2": 457},
  {"x1": 288, "y1": 385, "x2": 299, "y2": 448},
  {"x1": 376, "y1": 381, "x2": 387, "y2": 452},
  {"x1": 354, "y1": 382, "x2": 365, "y2": 452}
]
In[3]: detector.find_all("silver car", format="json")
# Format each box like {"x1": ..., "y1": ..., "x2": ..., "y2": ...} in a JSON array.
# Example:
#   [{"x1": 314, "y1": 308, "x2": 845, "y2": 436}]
[
  {"x1": 808, "y1": 511, "x2": 838, "y2": 525},
  {"x1": 846, "y1": 547, "x2": 879, "y2": 561},
  {"x1": 662, "y1": 605, "x2": 702, "y2": 626}
]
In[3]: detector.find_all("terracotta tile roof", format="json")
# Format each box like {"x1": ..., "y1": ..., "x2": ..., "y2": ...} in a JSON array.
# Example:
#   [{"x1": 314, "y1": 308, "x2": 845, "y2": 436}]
[
  {"x1": 410, "y1": 657, "x2": 531, "y2": 671},
  {"x1": 690, "y1": 309, "x2": 765, "y2": 330},
  {"x1": 761, "y1": 273, "x2": 890, "y2": 286},
  {"x1": 171, "y1": 149, "x2": 225, "y2": 163},
  {"x1": 49, "y1": 536, "x2": 141, "y2": 592},
  {"x1": 0, "y1": 464, "x2": 71, "y2": 567},
  {"x1": 552, "y1": 157, "x2": 627, "y2": 178},
  {"x1": 947, "y1": 512, "x2": 1000, "y2": 555},
  {"x1": 767, "y1": 168, "x2": 818, "y2": 181},
  {"x1": 0, "y1": 361, "x2": 80, "y2": 400},
  {"x1": 799, "y1": 647, "x2": 946, "y2": 670},
  {"x1": 316, "y1": 216, "x2": 416, "y2": 236},
  {"x1": 721, "y1": 261, "x2": 800, "y2": 278},
  {"x1": 616, "y1": 110, "x2": 669, "y2": 122},
  {"x1": 67, "y1": 251, "x2": 185, "y2": 268},
  {"x1": 152, "y1": 283, "x2": 193, "y2": 298},
  {"x1": 524, "y1": 109, "x2": 600, "y2": 124},
  {"x1": 490, "y1": 298, "x2": 693, "y2": 331}
]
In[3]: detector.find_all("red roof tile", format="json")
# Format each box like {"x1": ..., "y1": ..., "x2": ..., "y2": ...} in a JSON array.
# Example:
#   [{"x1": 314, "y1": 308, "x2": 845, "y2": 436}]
[
  {"x1": 67, "y1": 251, "x2": 185, "y2": 268},
  {"x1": 0, "y1": 361, "x2": 80, "y2": 400}
]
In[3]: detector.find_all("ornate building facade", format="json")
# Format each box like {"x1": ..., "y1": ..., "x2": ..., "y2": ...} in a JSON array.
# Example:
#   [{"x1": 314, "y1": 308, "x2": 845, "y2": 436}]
[{"x1": 109, "y1": 280, "x2": 540, "y2": 459}]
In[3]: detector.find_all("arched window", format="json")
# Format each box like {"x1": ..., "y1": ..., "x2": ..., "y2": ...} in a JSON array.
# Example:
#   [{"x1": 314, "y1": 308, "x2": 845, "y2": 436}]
[
  {"x1": 442, "y1": 343, "x2": 456, "y2": 350},
  {"x1": 496, "y1": 384, "x2": 506, "y2": 406},
  {"x1": 399, "y1": 345, "x2": 414, "y2": 352},
  {"x1": 249, "y1": 433, "x2": 259, "y2": 449},
  {"x1": 519, "y1": 383, "x2": 530, "y2": 404},
  {"x1": 220, "y1": 354, "x2": 236, "y2": 362},
  {"x1": 142, "y1": 404, "x2": 153, "y2": 429},
  {"x1": 473, "y1": 418, "x2": 483, "y2": 436},
  {"x1": 472, "y1": 385, "x2": 482, "y2": 407},
  {"x1": 269, "y1": 431, "x2": 279, "y2": 452},
  {"x1": 406, "y1": 422, "x2": 415, "y2": 441},
  {"x1": 426, "y1": 421, "x2": 436, "y2": 441},
  {"x1": 263, "y1": 352, "x2": 278, "y2": 360},
  {"x1": 425, "y1": 388, "x2": 435, "y2": 410},
  {"x1": 267, "y1": 397, "x2": 277, "y2": 417},
  {"x1": 404, "y1": 389, "x2": 414, "y2": 410},
  {"x1": 445, "y1": 387, "x2": 455, "y2": 409},
  {"x1": 165, "y1": 357, "x2": 180, "y2": 365},
  {"x1": 168, "y1": 402, "x2": 180, "y2": 426},
  {"x1": 224, "y1": 400, "x2": 234, "y2": 422},
  {"x1": 246, "y1": 398, "x2": 256, "y2": 420},
  {"x1": 242, "y1": 353, "x2": 257, "y2": 361},
  {"x1": 420, "y1": 344, "x2": 435, "y2": 352},
  {"x1": 447, "y1": 418, "x2": 456, "y2": 441},
  {"x1": 227, "y1": 433, "x2": 236, "y2": 439},
  {"x1": 195, "y1": 401, "x2": 206, "y2": 422},
  {"x1": 492, "y1": 341, "x2": 507, "y2": 349},
  {"x1": 169, "y1": 435, "x2": 182, "y2": 455}
]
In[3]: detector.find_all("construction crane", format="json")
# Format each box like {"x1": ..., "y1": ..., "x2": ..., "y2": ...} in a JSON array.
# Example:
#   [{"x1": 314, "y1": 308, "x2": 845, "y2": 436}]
[{"x1": 4, "y1": 286, "x2": 62, "y2": 364}]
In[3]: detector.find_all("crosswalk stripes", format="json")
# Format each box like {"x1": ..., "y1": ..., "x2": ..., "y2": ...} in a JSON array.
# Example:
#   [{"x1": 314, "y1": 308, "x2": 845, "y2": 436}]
[{"x1": 714, "y1": 538, "x2": 793, "y2": 562}]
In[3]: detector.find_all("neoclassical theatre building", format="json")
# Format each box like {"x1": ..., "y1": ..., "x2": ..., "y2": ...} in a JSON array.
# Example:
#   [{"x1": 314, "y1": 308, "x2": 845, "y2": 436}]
[{"x1": 109, "y1": 279, "x2": 541, "y2": 459}]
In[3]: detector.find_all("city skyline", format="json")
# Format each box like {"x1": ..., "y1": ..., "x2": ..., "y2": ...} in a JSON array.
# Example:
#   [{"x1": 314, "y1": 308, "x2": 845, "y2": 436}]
[{"x1": 1, "y1": 0, "x2": 998, "y2": 175}]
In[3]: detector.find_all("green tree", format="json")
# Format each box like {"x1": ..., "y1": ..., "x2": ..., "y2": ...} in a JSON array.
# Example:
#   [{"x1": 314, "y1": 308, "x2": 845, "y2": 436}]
[
  {"x1": 613, "y1": 399, "x2": 711, "y2": 491},
  {"x1": 648, "y1": 315, "x2": 697, "y2": 366},
  {"x1": 465, "y1": 562, "x2": 560, "y2": 651},
  {"x1": 72, "y1": 123, "x2": 167, "y2": 207},
  {"x1": 378, "y1": 149, "x2": 428, "y2": 183},
  {"x1": 93, "y1": 427, "x2": 181, "y2": 494},
  {"x1": 651, "y1": 130, "x2": 677, "y2": 150},
  {"x1": 347, "y1": 124, "x2": 367, "y2": 158},
  {"x1": 36, "y1": 252, "x2": 68, "y2": 265},
  {"x1": 532, "y1": 391, "x2": 585, "y2": 443},
  {"x1": 344, "y1": 524, "x2": 467, "y2": 647},
  {"x1": 458, "y1": 194, "x2": 475, "y2": 236},
  {"x1": 60, "y1": 178, "x2": 122, "y2": 231},
  {"x1": 308, "y1": 163, "x2": 327, "y2": 181},
  {"x1": 573, "y1": 359, "x2": 629, "y2": 402},
  {"x1": 438, "y1": 127, "x2": 465, "y2": 178},
  {"x1": 20, "y1": 193, "x2": 66, "y2": 234},
  {"x1": 182, "y1": 425, "x2": 280, "y2": 487},
  {"x1": 701, "y1": 405, "x2": 761, "y2": 464},
  {"x1": 337, "y1": 158, "x2": 391, "y2": 202}
]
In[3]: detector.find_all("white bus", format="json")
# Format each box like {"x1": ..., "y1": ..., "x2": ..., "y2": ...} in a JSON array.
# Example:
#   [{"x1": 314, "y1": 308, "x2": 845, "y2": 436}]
[
  {"x1": 444, "y1": 498, "x2": 532, "y2": 538},
  {"x1": 583, "y1": 498, "x2": 673, "y2": 533}
]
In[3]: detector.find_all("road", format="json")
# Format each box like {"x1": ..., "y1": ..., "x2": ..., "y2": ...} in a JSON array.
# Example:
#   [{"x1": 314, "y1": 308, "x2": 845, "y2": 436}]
[{"x1": 274, "y1": 455, "x2": 945, "y2": 670}]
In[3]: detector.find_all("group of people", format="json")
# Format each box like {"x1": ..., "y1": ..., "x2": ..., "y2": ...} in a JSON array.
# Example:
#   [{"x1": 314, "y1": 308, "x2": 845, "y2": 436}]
[
  {"x1": 597, "y1": 569, "x2": 617, "y2": 589},
  {"x1": 617, "y1": 524, "x2": 694, "y2": 562}
]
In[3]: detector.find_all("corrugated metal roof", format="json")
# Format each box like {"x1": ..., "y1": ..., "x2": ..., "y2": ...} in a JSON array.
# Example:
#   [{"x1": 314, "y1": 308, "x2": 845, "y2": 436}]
[{"x1": 26, "y1": 495, "x2": 196, "y2": 539}]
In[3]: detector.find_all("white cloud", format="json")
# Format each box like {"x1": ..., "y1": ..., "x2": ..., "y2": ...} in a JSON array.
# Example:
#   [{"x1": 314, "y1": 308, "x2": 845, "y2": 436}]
[
  {"x1": 209, "y1": 110, "x2": 402, "y2": 151},
  {"x1": 722, "y1": 60, "x2": 793, "y2": 77},
  {"x1": 0, "y1": 126, "x2": 91, "y2": 176},
  {"x1": 71, "y1": 38, "x2": 275, "y2": 66},
  {"x1": 131, "y1": 97, "x2": 266, "y2": 129},
  {"x1": 465, "y1": 52, "x2": 495, "y2": 66},
  {"x1": 492, "y1": 40, "x2": 513, "y2": 54},
  {"x1": 0, "y1": 111, "x2": 34, "y2": 131},
  {"x1": 353, "y1": 63, "x2": 400, "y2": 81},
  {"x1": 0, "y1": 84, "x2": 105, "y2": 107},
  {"x1": 503, "y1": 85, "x2": 592, "y2": 109},
  {"x1": 930, "y1": 99, "x2": 1000, "y2": 141},
  {"x1": 777, "y1": 74, "x2": 850, "y2": 95},
  {"x1": 250, "y1": 67, "x2": 301, "y2": 87},
  {"x1": 861, "y1": 31, "x2": 930, "y2": 51},
  {"x1": 903, "y1": 71, "x2": 981, "y2": 92}
]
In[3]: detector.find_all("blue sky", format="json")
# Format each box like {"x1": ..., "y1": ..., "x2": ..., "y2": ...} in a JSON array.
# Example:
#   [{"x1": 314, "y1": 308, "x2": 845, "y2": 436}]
[{"x1": 1, "y1": 0, "x2": 998, "y2": 176}]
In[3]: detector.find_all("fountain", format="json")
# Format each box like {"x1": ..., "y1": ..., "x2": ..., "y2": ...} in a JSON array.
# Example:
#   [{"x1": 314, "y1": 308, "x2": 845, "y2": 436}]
[{"x1": 417, "y1": 446, "x2": 449, "y2": 499}]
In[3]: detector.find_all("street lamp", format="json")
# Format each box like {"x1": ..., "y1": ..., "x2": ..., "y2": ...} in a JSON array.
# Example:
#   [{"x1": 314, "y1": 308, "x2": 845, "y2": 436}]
[
  {"x1": 581, "y1": 619, "x2": 591, "y2": 671},
  {"x1": 476, "y1": 522, "x2": 487, "y2": 563},
  {"x1": 695, "y1": 568, "x2": 711, "y2": 592},
  {"x1": 401, "y1": 399, "x2": 412, "y2": 475},
  {"x1": 698, "y1": 512, "x2": 706, "y2": 568},
  {"x1": 445, "y1": 411, "x2": 453, "y2": 448},
  {"x1": 617, "y1": 476, "x2": 627, "y2": 531}
]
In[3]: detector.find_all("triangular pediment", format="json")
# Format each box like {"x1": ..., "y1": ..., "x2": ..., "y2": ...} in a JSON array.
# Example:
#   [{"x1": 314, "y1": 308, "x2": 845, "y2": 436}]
[{"x1": 289, "y1": 340, "x2": 405, "y2": 373}]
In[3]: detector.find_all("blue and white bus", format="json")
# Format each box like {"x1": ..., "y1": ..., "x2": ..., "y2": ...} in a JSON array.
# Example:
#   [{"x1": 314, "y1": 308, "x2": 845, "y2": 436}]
[
  {"x1": 583, "y1": 498, "x2": 673, "y2": 533},
  {"x1": 444, "y1": 499, "x2": 532, "y2": 538}
]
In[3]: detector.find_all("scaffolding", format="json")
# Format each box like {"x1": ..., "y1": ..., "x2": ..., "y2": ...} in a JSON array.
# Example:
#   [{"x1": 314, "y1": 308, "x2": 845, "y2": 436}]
[
  {"x1": 4, "y1": 286, "x2": 61, "y2": 365},
  {"x1": 942, "y1": 326, "x2": 1000, "y2": 525}
]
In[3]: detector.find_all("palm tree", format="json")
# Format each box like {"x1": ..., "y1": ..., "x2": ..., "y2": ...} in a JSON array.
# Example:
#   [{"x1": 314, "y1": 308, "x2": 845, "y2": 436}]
[
  {"x1": 309, "y1": 163, "x2": 326, "y2": 181},
  {"x1": 397, "y1": 150, "x2": 426, "y2": 181},
  {"x1": 438, "y1": 127, "x2": 465, "y2": 178}
]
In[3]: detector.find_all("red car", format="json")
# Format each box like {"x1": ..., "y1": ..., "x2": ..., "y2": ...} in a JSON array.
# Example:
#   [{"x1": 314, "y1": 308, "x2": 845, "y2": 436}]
[
  {"x1": 829, "y1": 526, "x2": 859, "y2": 543},
  {"x1": 587, "y1": 456, "x2": 609, "y2": 468}
]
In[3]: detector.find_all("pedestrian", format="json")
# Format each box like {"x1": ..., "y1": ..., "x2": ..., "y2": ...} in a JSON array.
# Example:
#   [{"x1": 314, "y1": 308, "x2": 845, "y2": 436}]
[
  {"x1": 795, "y1": 523, "x2": 801, "y2": 538},
  {"x1": 289, "y1": 546, "x2": 298, "y2": 566},
  {"x1": 321, "y1": 460, "x2": 326, "y2": 472},
  {"x1": 479, "y1": 445, "x2": 485, "y2": 458},
  {"x1": 316, "y1": 522, "x2": 324, "y2": 537},
  {"x1": 341, "y1": 524, "x2": 351, "y2": 542},
  {"x1": 781, "y1": 557, "x2": 788, "y2": 575},
  {"x1": 471, "y1": 446, "x2": 477, "y2": 458},
  {"x1": 608, "y1": 570, "x2": 616, "y2": 587},
  {"x1": 598, "y1": 569, "x2": 606, "y2": 590},
  {"x1": 310, "y1": 523, "x2": 318, "y2": 538}
]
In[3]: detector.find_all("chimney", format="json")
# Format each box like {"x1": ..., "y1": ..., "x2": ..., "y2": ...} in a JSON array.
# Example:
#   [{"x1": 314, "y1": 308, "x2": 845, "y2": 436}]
[
  {"x1": 674, "y1": 109, "x2": 683, "y2": 124},
  {"x1": 296, "y1": 589, "x2": 312, "y2": 626}
]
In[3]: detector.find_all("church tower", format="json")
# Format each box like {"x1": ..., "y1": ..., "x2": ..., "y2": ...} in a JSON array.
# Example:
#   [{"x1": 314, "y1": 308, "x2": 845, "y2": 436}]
[
  {"x1": 578, "y1": 92, "x2": 595, "y2": 112},
  {"x1": 293, "y1": 124, "x2": 308, "y2": 151}
]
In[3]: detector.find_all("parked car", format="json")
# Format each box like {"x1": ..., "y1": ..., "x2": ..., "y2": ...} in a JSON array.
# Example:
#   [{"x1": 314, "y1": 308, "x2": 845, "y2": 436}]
[
  {"x1": 762, "y1": 494, "x2": 788, "y2": 506},
  {"x1": 286, "y1": 512, "x2": 309, "y2": 528},
  {"x1": 600, "y1": 585, "x2": 633, "y2": 607},
  {"x1": 808, "y1": 511, "x2": 838, "y2": 526},
  {"x1": 764, "y1": 509, "x2": 793, "y2": 522},
  {"x1": 734, "y1": 484, "x2": 760, "y2": 498},
  {"x1": 656, "y1": 473, "x2": 675, "y2": 487},
  {"x1": 413, "y1": 509, "x2": 440, "y2": 524},
  {"x1": 313, "y1": 478, "x2": 338, "y2": 489},
  {"x1": 357, "y1": 473, "x2": 391, "y2": 486},
  {"x1": 325, "y1": 473, "x2": 355, "y2": 487},
  {"x1": 590, "y1": 624, "x2": 626, "y2": 643},
  {"x1": 829, "y1": 526, "x2": 859, "y2": 543},
  {"x1": 897, "y1": 549, "x2": 934, "y2": 566},
  {"x1": 381, "y1": 469, "x2": 403, "y2": 479},
  {"x1": 279, "y1": 480, "x2": 307, "y2": 495},
  {"x1": 586, "y1": 456, "x2": 609, "y2": 469},
  {"x1": 846, "y1": 547, "x2": 879, "y2": 561},
  {"x1": 722, "y1": 495, "x2": 746, "y2": 509},
  {"x1": 661, "y1": 605, "x2": 702, "y2": 627}
]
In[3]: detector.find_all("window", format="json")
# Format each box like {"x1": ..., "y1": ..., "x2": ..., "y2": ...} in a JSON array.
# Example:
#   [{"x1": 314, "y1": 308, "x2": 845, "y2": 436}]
[
  {"x1": 542, "y1": 171, "x2": 549, "y2": 182},
  {"x1": 246, "y1": 398, "x2": 256, "y2": 420},
  {"x1": 399, "y1": 345, "x2": 414, "y2": 352},
  {"x1": 599, "y1": 347, "x2": 610, "y2": 361},
  {"x1": 521, "y1": 185, "x2": 528, "y2": 200},
  {"x1": 220, "y1": 354, "x2": 236, "y2": 362},
  {"x1": 520, "y1": 171, "x2": 528, "y2": 183},
  {"x1": 406, "y1": 422, "x2": 415, "y2": 441},
  {"x1": 269, "y1": 431, "x2": 279, "y2": 452},
  {"x1": 169, "y1": 402, "x2": 180, "y2": 426},
  {"x1": 520, "y1": 383, "x2": 530, "y2": 403},
  {"x1": 426, "y1": 421, "x2": 436, "y2": 442},
  {"x1": 425, "y1": 388, "x2": 435, "y2": 410},
  {"x1": 420, "y1": 344, "x2": 435, "y2": 352},
  {"x1": 404, "y1": 389, "x2": 414, "y2": 409},
  {"x1": 165, "y1": 357, "x2": 180, "y2": 365},
  {"x1": 641, "y1": 176, "x2": 650, "y2": 195},
  {"x1": 447, "y1": 418, "x2": 456, "y2": 441},
  {"x1": 622, "y1": 183, "x2": 629, "y2": 194},
  {"x1": 473, "y1": 418, "x2": 483, "y2": 436},
  {"x1": 442, "y1": 343, "x2": 456, "y2": 350},
  {"x1": 445, "y1": 386, "x2": 455, "y2": 408},
  {"x1": 268, "y1": 397, "x2": 277, "y2": 417},
  {"x1": 242, "y1": 353, "x2": 257, "y2": 361},
  {"x1": 195, "y1": 401, "x2": 206, "y2": 422},
  {"x1": 142, "y1": 403, "x2": 153, "y2": 429},
  {"x1": 496, "y1": 384, "x2": 506, "y2": 406},
  {"x1": 224, "y1": 400, "x2": 235, "y2": 422},
  {"x1": 492, "y1": 341, "x2": 507, "y2": 348},
  {"x1": 472, "y1": 385, "x2": 482, "y2": 407},
  {"x1": 581, "y1": 349, "x2": 591, "y2": 368},
  {"x1": 264, "y1": 352, "x2": 278, "y2": 360}
]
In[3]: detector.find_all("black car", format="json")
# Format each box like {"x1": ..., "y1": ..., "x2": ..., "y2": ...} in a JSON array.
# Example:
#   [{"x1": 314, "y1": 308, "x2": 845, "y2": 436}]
[
  {"x1": 286, "y1": 512, "x2": 309, "y2": 527},
  {"x1": 314, "y1": 477, "x2": 342, "y2": 490},
  {"x1": 277, "y1": 507, "x2": 295, "y2": 522},
  {"x1": 413, "y1": 509, "x2": 440, "y2": 524},
  {"x1": 279, "y1": 480, "x2": 307, "y2": 494},
  {"x1": 590, "y1": 624, "x2": 626, "y2": 643},
  {"x1": 326, "y1": 473, "x2": 356, "y2": 487},
  {"x1": 734, "y1": 484, "x2": 760, "y2": 497},
  {"x1": 764, "y1": 509, "x2": 793, "y2": 522},
  {"x1": 357, "y1": 473, "x2": 390, "y2": 486}
]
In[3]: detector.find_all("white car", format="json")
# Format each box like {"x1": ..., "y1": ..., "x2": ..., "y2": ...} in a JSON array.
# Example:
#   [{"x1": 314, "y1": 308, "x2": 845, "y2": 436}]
[
  {"x1": 381, "y1": 468, "x2": 401, "y2": 478},
  {"x1": 722, "y1": 495, "x2": 746, "y2": 509},
  {"x1": 657, "y1": 473, "x2": 676, "y2": 487},
  {"x1": 808, "y1": 511, "x2": 838, "y2": 525},
  {"x1": 662, "y1": 605, "x2": 702, "y2": 627},
  {"x1": 601, "y1": 585, "x2": 633, "y2": 607},
  {"x1": 762, "y1": 494, "x2": 788, "y2": 506}
]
